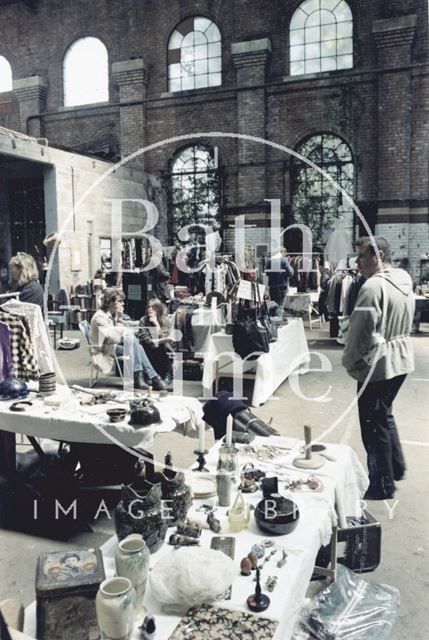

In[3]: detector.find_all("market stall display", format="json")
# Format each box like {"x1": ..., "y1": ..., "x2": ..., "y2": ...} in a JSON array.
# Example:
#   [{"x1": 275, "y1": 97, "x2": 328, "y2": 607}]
[
  {"x1": 202, "y1": 318, "x2": 310, "y2": 406},
  {"x1": 22, "y1": 434, "x2": 371, "y2": 640}
]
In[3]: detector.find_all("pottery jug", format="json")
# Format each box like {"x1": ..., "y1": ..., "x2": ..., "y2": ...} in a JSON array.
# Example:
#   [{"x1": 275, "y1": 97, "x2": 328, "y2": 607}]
[
  {"x1": 115, "y1": 534, "x2": 150, "y2": 615},
  {"x1": 114, "y1": 481, "x2": 168, "y2": 553},
  {"x1": 96, "y1": 577, "x2": 137, "y2": 640},
  {"x1": 152, "y1": 469, "x2": 192, "y2": 527}
]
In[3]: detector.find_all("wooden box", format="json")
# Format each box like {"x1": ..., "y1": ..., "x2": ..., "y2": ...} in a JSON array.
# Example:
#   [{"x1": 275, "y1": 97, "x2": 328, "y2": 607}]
[{"x1": 36, "y1": 548, "x2": 105, "y2": 640}]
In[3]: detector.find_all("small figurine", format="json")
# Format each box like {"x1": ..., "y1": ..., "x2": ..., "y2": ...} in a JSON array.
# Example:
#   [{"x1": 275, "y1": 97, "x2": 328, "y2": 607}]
[
  {"x1": 140, "y1": 614, "x2": 156, "y2": 640},
  {"x1": 207, "y1": 512, "x2": 222, "y2": 533},
  {"x1": 169, "y1": 534, "x2": 200, "y2": 547},
  {"x1": 277, "y1": 549, "x2": 288, "y2": 568},
  {"x1": 176, "y1": 522, "x2": 201, "y2": 538},
  {"x1": 186, "y1": 515, "x2": 210, "y2": 530}
]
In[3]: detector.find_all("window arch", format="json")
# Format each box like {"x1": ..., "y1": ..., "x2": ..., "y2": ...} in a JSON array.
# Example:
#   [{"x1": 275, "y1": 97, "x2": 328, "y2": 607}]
[
  {"x1": 0, "y1": 56, "x2": 12, "y2": 93},
  {"x1": 63, "y1": 37, "x2": 109, "y2": 107},
  {"x1": 290, "y1": 0, "x2": 353, "y2": 76},
  {"x1": 170, "y1": 145, "x2": 221, "y2": 242},
  {"x1": 290, "y1": 133, "x2": 355, "y2": 250},
  {"x1": 168, "y1": 17, "x2": 221, "y2": 92}
]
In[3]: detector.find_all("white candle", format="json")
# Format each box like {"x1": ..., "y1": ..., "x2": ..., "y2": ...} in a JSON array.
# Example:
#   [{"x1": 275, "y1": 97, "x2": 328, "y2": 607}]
[
  {"x1": 226, "y1": 415, "x2": 233, "y2": 447},
  {"x1": 227, "y1": 302, "x2": 232, "y2": 323},
  {"x1": 198, "y1": 421, "x2": 206, "y2": 452},
  {"x1": 211, "y1": 296, "x2": 217, "y2": 310}
]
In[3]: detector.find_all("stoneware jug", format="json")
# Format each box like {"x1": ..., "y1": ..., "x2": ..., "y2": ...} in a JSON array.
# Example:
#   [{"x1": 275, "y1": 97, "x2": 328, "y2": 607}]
[
  {"x1": 114, "y1": 481, "x2": 168, "y2": 553},
  {"x1": 96, "y1": 577, "x2": 137, "y2": 640},
  {"x1": 115, "y1": 534, "x2": 150, "y2": 615},
  {"x1": 152, "y1": 468, "x2": 192, "y2": 527}
]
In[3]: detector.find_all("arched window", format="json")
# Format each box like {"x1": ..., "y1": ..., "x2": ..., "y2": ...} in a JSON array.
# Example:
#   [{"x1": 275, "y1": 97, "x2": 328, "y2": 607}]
[
  {"x1": 0, "y1": 56, "x2": 12, "y2": 92},
  {"x1": 168, "y1": 17, "x2": 221, "y2": 92},
  {"x1": 290, "y1": 0, "x2": 353, "y2": 76},
  {"x1": 290, "y1": 134, "x2": 354, "y2": 250},
  {"x1": 170, "y1": 145, "x2": 221, "y2": 242},
  {"x1": 63, "y1": 37, "x2": 108, "y2": 107}
]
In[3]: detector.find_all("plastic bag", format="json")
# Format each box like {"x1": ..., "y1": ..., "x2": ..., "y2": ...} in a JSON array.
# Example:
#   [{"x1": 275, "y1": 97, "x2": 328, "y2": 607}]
[{"x1": 300, "y1": 564, "x2": 400, "y2": 640}]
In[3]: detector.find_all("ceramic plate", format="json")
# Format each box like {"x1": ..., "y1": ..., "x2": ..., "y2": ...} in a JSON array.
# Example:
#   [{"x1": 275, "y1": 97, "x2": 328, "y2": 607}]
[{"x1": 187, "y1": 474, "x2": 217, "y2": 498}]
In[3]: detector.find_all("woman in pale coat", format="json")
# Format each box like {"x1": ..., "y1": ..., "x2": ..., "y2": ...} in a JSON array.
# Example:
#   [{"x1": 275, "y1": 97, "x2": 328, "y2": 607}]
[{"x1": 90, "y1": 288, "x2": 165, "y2": 390}]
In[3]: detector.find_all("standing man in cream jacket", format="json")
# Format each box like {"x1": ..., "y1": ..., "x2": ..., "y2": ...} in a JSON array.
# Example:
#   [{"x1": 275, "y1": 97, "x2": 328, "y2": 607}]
[{"x1": 342, "y1": 237, "x2": 415, "y2": 500}]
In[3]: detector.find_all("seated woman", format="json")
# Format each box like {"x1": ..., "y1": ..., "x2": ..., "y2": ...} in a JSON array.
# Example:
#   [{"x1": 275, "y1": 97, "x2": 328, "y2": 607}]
[
  {"x1": 138, "y1": 298, "x2": 176, "y2": 386},
  {"x1": 90, "y1": 288, "x2": 165, "y2": 390},
  {"x1": 9, "y1": 252, "x2": 44, "y2": 312}
]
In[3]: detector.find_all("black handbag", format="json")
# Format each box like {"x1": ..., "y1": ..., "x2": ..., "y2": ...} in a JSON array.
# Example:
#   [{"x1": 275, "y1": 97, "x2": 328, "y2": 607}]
[
  {"x1": 129, "y1": 399, "x2": 161, "y2": 427},
  {"x1": 255, "y1": 283, "x2": 278, "y2": 343},
  {"x1": 232, "y1": 307, "x2": 269, "y2": 361}
]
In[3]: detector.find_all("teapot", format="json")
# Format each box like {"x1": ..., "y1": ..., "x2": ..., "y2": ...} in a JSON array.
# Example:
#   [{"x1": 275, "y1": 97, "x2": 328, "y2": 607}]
[{"x1": 129, "y1": 399, "x2": 161, "y2": 427}]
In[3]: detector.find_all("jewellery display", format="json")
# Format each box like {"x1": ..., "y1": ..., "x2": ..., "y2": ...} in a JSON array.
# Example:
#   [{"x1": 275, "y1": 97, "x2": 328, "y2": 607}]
[
  {"x1": 240, "y1": 444, "x2": 292, "y2": 461},
  {"x1": 264, "y1": 576, "x2": 278, "y2": 593},
  {"x1": 293, "y1": 426, "x2": 325, "y2": 470},
  {"x1": 284, "y1": 475, "x2": 324, "y2": 492}
]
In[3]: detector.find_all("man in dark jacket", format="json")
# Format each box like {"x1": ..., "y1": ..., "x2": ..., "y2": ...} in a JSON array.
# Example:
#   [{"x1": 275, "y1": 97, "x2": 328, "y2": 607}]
[{"x1": 265, "y1": 247, "x2": 294, "y2": 316}]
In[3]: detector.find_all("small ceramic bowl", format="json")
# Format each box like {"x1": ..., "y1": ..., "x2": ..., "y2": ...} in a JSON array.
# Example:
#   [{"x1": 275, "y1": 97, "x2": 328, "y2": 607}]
[{"x1": 107, "y1": 408, "x2": 128, "y2": 423}]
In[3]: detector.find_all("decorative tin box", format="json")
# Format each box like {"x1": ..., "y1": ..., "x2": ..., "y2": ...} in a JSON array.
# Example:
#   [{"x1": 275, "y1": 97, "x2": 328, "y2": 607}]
[{"x1": 36, "y1": 547, "x2": 105, "y2": 640}]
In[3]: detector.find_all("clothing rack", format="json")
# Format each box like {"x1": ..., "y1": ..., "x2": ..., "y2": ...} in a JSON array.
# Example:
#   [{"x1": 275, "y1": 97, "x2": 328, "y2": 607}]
[{"x1": 0, "y1": 292, "x2": 20, "y2": 300}]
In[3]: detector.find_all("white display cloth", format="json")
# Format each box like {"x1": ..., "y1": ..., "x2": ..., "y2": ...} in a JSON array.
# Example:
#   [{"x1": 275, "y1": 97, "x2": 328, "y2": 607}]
[
  {"x1": 191, "y1": 307, "x2": 224, "y2": 354},
  {"x1": 0, "y1": 385, "x2": 203, "y2": 448},
  {"x1": 24, "y1": 436, "x2": 368, "y2": 640},
  {"x1": 202, "y1": 318, "x2": 310, "y2": 406}
]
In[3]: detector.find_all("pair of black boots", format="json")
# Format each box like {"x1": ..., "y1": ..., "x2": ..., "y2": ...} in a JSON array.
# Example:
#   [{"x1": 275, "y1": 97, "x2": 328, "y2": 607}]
[
  {"x1": 232, "y1": 409, "x2": 280, "y2": 443},
  {"x1": 134, "y1": 371, "x2": 166, "y2": 391}
]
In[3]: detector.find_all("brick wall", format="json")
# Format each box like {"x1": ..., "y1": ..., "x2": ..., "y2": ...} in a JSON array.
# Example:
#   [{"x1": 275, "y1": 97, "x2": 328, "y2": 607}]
[{"x1": 0, "y1": 0, "x2": 427, "y2": 277}]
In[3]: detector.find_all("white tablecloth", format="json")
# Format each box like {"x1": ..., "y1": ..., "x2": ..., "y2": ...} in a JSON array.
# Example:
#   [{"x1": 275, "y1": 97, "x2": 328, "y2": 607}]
[
  {"x1": 0, "y1": 386, "x2": 203, "y2": 449},
  {"x1": 202, "y1": 318, "x2": 310, "y2": 406},
  {"x1": 191, "y1": 307, "x2": 225, "y2": 354},
  {"x1": 24, "y1": 435, "x2": 368, "y2": 640}
]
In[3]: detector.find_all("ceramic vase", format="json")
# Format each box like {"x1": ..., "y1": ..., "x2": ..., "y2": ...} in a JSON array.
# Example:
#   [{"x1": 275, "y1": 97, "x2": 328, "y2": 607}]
[
  {"x1": 114, "y1": 481, "x2": 168, "y2": 553},
  {"x1": 96, "y1": 577, "x2": 137, "y2": 640},
  {"x1": 115, "y1": 534, "x2": 150, "y2": 616},
  {"x1": 152, "y1": 469, "x2": 193, "y2": 527}
]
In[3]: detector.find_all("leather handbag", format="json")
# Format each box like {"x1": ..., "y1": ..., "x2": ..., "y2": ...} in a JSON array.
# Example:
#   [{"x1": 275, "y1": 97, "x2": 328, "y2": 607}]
[
  {"x1": 255, "y1": 283, "x2": 278, "y2": 343},
  {"x1": 232, "y1": 283, "x2": 270, "y2": 360}
]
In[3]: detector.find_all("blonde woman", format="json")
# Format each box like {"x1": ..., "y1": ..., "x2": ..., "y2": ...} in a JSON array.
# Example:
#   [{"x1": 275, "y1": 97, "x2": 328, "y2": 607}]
[{"x1": 9, "y1": 252, "x2": 44, "y2": 311}]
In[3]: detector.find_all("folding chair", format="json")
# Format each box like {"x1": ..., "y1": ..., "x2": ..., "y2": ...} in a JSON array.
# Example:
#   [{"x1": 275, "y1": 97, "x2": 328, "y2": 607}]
[{"x1": 78, "y1": 320, "x2": 126, "y2": 388}]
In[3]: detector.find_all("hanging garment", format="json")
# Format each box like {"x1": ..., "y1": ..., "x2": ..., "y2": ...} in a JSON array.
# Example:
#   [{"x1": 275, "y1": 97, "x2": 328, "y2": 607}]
[
  {"x1": 0, "y1": 311, "x2": 38, "y2": 380},
  {"x1": 324, "y1": 219, "x2": 354, "y2": 268},
  {"x1": 0, "y1": 321, "x2": 13, "y2": 381},
  {"x1": 1, "y1": 300, "x2": 54, "y2": 374}
]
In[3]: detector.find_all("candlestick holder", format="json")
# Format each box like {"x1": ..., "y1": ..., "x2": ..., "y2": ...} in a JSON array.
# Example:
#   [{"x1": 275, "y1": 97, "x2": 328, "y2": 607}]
[{"x1": 193, "y1": 449, "x2": 209, "y2": 472}]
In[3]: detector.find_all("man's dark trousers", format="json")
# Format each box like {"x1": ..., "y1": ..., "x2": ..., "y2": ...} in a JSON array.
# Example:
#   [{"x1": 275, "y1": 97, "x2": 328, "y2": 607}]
[{"x1": 357, "y1": 374, "x2": 407, "y2": 497}]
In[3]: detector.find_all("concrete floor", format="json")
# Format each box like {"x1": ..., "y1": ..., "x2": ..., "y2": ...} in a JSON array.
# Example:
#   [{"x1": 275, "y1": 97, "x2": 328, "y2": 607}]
[{"x1": 1, "y1": 323, "x2": 428, "y2": 639}]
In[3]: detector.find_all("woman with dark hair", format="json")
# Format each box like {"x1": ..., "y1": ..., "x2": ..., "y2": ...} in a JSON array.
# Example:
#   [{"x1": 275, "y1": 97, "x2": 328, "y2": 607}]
[
  {"x1": 138, "y1": 298, "x2": 176, "y2": 386},
  {"x1": 9, "y1": 252, "x2": 44, "y2": 311},
  {"x1": 90, "y1": 288, "x2": 165, "y2": 390}
]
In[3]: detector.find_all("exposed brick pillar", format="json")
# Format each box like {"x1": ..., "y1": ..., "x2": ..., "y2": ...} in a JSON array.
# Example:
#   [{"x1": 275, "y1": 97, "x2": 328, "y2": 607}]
[
  {"x1": 373, "y1": 15, "x2": 417, "y2": 265},
  {"x1": 231, "y1": 39, "x2": 271, "y2": 233},
  {"x1": 373, "y1": 16, "x2": 416, "y2": 216},
  {"x1": 13, "y1": 76, "x2": 48, "y2": 137},
  {"x1": 112, "y1": 58, "x2": 148, "y2": 171}
]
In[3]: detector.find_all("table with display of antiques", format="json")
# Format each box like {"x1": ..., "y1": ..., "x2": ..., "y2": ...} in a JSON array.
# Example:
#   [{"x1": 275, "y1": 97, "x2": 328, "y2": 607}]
[
  {"x1": 21, "y1": 433, "x2": 370, "y2": 640},
  {"x1": 202, "y1": 318, "x2": 310, "y2": 407}
]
